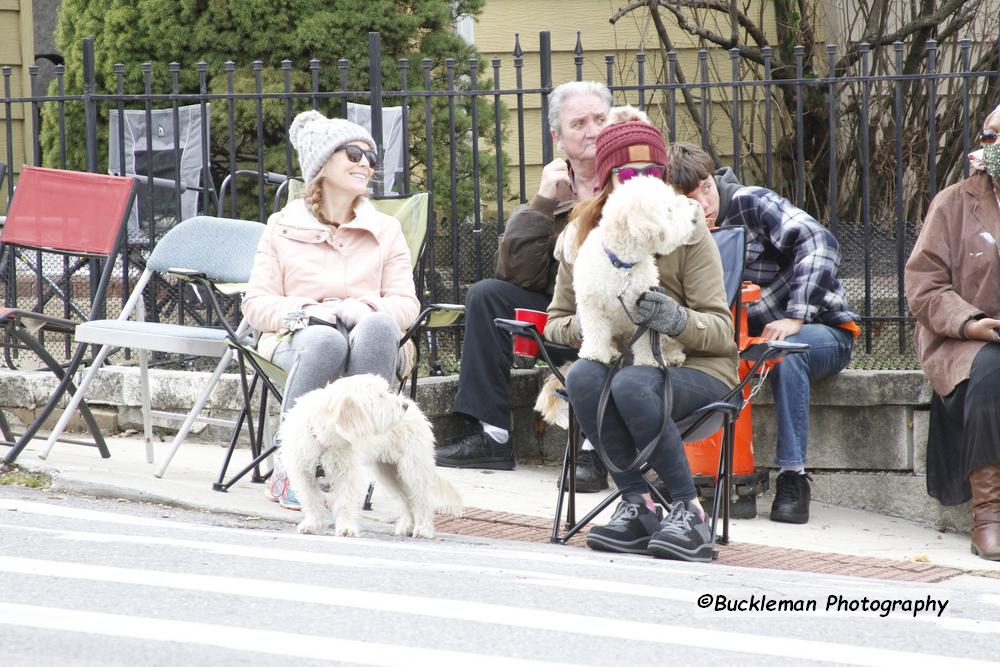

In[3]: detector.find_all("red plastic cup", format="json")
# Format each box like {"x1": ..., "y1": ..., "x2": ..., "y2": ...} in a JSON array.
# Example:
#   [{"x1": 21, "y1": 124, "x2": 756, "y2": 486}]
[{"x1": 513, "y1": 308, "x2": 548, "y2": 357}]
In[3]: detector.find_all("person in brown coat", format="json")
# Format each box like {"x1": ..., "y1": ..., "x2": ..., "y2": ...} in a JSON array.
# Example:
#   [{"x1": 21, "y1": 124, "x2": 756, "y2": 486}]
[
  {"x1": 435, "y1": 81, "x2": 612, "y2": 489},
  {"x1": 905, "y1": 104, "x2": 1000, "y2": 561}
]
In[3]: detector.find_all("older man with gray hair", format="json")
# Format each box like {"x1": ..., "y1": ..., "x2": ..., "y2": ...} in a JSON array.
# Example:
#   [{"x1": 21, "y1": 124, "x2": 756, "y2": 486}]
[{"x1": 435, "y1": 80, "x2": 611, "y2": 490}]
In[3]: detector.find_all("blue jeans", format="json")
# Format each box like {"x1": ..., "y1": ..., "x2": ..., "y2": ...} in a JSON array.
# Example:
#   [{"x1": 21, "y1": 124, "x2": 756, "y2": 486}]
[
  {"x1": 768, "y1": 323, "x2": 854, "y2": 467},
  {"x1": 565, "y1": 360, "x2": 730, "y2": 500}
]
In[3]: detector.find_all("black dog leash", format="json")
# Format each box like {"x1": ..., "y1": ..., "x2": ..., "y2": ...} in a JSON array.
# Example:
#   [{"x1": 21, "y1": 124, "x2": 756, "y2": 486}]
[{"x1": 590, "y1": 288, "x2": 673, "y2": 475}]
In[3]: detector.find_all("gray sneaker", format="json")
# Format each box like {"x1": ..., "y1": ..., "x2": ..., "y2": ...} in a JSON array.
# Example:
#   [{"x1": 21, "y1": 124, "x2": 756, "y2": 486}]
[
  {"x1": 647, "y1": 501, "x2": 714, "y2": 562},
  {"x1": 586, "y1": 494, "x2": 663, "y2": 554}
]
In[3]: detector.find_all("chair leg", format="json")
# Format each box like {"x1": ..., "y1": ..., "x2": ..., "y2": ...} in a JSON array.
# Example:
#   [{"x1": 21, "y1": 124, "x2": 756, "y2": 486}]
[
  {"x1": 566, "y1": 405, "x2": 579, "y2": 526},
  {"x1": 709, "y1": 422, "x2": 727, "y2": 547},
  {"x1": 708, "y1": 415, "x2": 735, "y2": 548},
  {"x1": 138, "y1": 348, "x2": 154, "y2": 464},
  {"x1": 33, "y1": 342, "x2": 113, "y2": 461},
  {"x1": 214, "y1": 444, "x2": 279, "y2": 493},
  {"x1": 722, "y1": 417, "x2": 735, "y2": 545},
  {"x1": 251, "y1": 383, "x2": 271, "y2": 483},
  {"x1": 559, "y1": 487, "x2": 623, "y2": 544},
  {"x1": 153, "y1": 347, "x2": 234, "y2": 478},
  {"x1": 213, "y1": 406, "x2": 250, "y2": 492},
  {"x1": 214, "y1": 352, "x2": 279, "y2": 490},
  {"x1": 0, "y1": 408, "x2": 13, "y2": 443},
  {"x1": 4, "y1": 335, "x2": 108, "y2": 463},
  {"x1": 551, "y1": 429, "x2": 575, "y2": 543}
]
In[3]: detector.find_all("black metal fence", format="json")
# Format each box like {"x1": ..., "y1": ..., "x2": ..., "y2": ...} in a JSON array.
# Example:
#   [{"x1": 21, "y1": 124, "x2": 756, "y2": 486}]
[{"x1": 2, "y1": 31, "x2": 999, "y2": 372}]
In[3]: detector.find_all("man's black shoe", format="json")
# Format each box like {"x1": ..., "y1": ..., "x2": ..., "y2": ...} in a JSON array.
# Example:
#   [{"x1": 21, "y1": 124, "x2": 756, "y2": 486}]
[
  {"x1": 769, "y1": 470, "x2": 811, "y2": 524},
  {"x1": 586, "y1": 494, "x2": 663, "y2": 554},
  {"x1": 575, "y1": 450, "x2": 609, "y2": 493},
  {"x1": 435, "y1": 430, "x2": 515, "y2": 470}
]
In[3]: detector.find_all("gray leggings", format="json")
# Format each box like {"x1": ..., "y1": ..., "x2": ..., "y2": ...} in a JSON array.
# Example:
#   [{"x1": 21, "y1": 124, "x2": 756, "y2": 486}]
[{"x1": 271, "y1": 312, "x2": 400, "y2": 414}]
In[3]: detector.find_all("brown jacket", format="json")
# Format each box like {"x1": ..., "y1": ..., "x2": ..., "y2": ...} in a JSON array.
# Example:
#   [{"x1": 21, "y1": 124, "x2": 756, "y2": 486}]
[
  {"x1": 544, "y1": 213, "x2": 739, "y2": 389},
  {"x1": 495, "y1": 194, "x2": 575, "y2": 295},
  {"x1": 905, "y1": 172, "x2": 1000, "y2": 396}
]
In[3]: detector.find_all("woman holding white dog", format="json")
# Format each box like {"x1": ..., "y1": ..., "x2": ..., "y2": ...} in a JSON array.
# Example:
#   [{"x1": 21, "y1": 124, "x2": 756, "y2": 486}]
[
  {"x1": 243, "y1": 110, "x2": 420, "y2": 509},
  {"x1": 546, "y1": 120, "x2": 738, "y2": 562}
]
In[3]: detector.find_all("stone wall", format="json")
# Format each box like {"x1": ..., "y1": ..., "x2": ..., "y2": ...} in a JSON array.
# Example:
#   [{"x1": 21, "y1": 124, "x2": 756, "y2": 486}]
[{"x1": 0, "y1": 365, "x2": 970, "y2": 531}]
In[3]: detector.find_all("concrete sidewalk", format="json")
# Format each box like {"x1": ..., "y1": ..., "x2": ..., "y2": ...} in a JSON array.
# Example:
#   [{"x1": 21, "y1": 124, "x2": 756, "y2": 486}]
[{"x1": 7, "y1": 433, "x2": 1000, "y2": 581}]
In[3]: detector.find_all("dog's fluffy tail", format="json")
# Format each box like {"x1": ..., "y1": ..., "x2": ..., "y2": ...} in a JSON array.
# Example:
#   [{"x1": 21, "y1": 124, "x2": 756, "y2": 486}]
[
  {"x1": 433, "y1": 473, "x2": 464, "y2": 517},
  {"x1": 534, "y1": 363, "x2": 572, "y2": 429}
]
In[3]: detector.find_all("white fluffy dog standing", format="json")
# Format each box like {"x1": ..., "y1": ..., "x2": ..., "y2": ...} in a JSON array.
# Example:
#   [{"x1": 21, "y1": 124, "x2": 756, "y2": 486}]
[
  {"x1": 573, "y1": 175, "x2": 700, "y2": 366},
  {"x1": 279, "y1": 374, "x2": 462, "y2": 538}
]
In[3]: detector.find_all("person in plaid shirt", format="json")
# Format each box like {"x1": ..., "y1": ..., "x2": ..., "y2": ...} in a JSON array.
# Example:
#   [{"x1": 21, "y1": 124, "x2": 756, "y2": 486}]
[{"x1": 666, "y1": 142, "x2": 860, "y2": 525}]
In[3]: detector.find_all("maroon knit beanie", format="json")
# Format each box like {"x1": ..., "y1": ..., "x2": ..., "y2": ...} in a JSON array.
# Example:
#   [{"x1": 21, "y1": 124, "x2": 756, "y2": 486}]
[{"x1": 595, "y1": 121, "x2": 669, "y2": 187}]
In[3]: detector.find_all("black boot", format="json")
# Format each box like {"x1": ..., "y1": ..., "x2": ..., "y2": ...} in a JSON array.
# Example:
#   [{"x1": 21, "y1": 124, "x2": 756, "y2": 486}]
[
  {"x1": 575, "y1": 449, "x2": 609, "y2": 493},
  {"x1": 769, "y1": 470, "x2": 811, "y2": 524},
  {"x1": 435, "y1": 429, "x2": 515, "y2": 470}
]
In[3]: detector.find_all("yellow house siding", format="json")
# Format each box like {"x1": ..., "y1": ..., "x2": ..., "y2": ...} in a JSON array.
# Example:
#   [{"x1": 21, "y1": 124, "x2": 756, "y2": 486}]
[{"x1": 0, "y1": 0, "x2": 35, "y2": 215}]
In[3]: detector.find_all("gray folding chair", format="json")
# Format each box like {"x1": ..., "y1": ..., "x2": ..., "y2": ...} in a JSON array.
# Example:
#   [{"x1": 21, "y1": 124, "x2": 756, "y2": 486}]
[{"x1": 39, "y1": 216, "x2": 265, "y2": 478}]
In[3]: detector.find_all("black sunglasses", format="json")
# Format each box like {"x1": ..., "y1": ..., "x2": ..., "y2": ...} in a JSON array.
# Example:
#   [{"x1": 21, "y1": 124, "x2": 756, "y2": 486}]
[
  {"x1": 980, "y1": 130, "x2": 999, "y2": 145},
  {"x1": 337, "y1": 144, "x2": 378, "y2": 168}
]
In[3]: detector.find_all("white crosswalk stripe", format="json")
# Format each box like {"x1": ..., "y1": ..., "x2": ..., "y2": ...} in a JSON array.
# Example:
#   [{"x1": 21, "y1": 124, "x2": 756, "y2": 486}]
[
  {"x1": 1, "y1": 498, "x2": 998, "y2": 666},
  {"x1": 0, "y1": 602, "x2": 581, "y2": 667}
]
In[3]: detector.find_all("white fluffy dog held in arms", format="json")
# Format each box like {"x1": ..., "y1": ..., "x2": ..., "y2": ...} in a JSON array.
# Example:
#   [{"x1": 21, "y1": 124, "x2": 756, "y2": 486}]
[
  {"x1": 572, "y1": 174, "x2": 700, "y2": 367},
  {"x1": 279, "y1": 374, "x2": 462, "y2": 538}
]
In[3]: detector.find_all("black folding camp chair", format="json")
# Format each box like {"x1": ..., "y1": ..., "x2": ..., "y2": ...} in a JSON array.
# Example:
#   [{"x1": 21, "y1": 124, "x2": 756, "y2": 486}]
[{"x1": 495, "y1": 226, "x2": 808, "y2": 550}]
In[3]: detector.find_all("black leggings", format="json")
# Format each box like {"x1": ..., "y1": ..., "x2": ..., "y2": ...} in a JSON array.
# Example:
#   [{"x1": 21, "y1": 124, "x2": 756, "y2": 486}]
[{"x1": 565, "y1": 360, "x2": 730, "y2": 500}]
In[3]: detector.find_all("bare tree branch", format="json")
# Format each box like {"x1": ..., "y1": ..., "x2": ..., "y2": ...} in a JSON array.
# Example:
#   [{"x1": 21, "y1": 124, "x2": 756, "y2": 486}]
[
  {"x1": 837, "y1": 0, "x2": 978, "y2": 71},
  {"x1": 657, "y1": 1, "x2": 766, "y2": 64},
  {"x1": 729, "y1": 0, "x2": 739, "y2": 48},
  {"x1": 644, "y1": 0, "x2": 721, "y2": 164},
  {"x1": 611, "y1": 0, "x2": 769, "y2": 50},
  {"x1": 609, "y1": 1, "x2": 649, "y2": 22}
]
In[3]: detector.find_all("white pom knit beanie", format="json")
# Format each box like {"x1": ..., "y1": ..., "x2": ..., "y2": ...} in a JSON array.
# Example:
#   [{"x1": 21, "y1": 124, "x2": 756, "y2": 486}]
[{"x1": 288, "y1": 110, "x2": 376, "y2": 185}]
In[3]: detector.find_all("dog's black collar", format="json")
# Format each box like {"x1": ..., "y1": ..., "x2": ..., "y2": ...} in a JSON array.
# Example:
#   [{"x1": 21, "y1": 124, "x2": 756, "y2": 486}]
[{"x1": 603, "y1": 245, "x2": 635, "y2": 269}]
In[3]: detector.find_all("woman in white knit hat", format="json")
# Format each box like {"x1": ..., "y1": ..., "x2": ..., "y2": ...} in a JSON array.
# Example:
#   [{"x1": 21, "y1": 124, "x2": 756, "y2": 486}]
[{"x1": 243, "y1": 110, "x2": 420, "y2": 509}]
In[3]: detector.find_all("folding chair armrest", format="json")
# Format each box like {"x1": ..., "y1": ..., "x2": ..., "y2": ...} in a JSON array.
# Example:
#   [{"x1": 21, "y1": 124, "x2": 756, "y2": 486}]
[
  {"x1": 494, "y1": 317, "x2": 539, "y2": 338},
  {"x1": 493, "y1": 318, "x2": 575, "y2": 378},
  {"x1": 695, "y1": 399, "x2": 741, "y2": 418},
  {"x1": 166, "y1": 268, "x2": 209, "y2": 281},
  {"x1": 1, "y1": 308, "x2": 78, "y2": 333},
  {"x1": 399, "y1": 303, "x2": 465, "y2": 347},
  {"x1": 741, "y1": 339, "x2": 810, "y2": 361},
  {"x1": 494, "y1": 318, "x2": 543, "y2": 361},
  {"x1": 678, "y1": 396, "x2": 741, "y2": 443}
]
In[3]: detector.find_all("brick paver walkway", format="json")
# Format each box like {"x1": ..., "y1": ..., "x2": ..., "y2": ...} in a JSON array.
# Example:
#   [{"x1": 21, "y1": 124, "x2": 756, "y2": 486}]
[{"x1": 437, "y1": 508, "x2": 998, "y2": 584}]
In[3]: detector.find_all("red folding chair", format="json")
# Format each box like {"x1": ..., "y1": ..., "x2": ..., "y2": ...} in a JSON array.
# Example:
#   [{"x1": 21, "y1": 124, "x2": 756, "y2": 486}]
[{"x1": 1, "y1": 166, "x2": 136, "y2": 464}]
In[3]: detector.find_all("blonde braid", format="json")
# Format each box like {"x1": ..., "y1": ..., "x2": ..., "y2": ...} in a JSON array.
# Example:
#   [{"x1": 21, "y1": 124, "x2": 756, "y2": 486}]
[{"x1": 303, "y1": 180, "x2": 337, "y2": 227}]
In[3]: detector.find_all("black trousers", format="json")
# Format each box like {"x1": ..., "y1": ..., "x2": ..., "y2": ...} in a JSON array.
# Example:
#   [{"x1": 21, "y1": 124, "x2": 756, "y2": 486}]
[
  {"x1": 927, "y1": 343, "x2": 1000, "y2": 506},
  {"x1": 452, "y1": 278, "x2": 553, "y2": 431}
]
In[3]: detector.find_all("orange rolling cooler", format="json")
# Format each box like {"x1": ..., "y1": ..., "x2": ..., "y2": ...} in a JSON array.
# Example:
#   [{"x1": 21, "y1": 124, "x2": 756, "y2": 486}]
[{"x1": 684, "y1": 281, "x2": 776, "y2": 519}]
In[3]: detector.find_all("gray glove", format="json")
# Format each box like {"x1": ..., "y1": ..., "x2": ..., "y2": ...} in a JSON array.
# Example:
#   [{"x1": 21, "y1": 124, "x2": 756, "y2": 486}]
[{"x1": 635, "y1": 288, "x2": 688, "y2": 336}]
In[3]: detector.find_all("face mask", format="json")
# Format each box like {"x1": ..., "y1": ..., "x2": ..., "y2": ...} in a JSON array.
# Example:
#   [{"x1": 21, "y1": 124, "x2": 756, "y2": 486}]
[{"x1": 983, "y1": 143, "x2": 1000, "y2": 183}]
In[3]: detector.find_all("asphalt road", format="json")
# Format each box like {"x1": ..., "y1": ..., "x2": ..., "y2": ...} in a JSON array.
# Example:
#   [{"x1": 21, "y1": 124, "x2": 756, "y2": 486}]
[{"x1": 1, "y1": 485, "x2": 999, "y2": 666}]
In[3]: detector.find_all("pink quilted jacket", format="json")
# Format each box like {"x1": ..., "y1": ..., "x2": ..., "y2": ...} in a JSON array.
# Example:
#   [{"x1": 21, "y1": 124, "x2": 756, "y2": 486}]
[{"x1": 242, "y1": 197, "x2": 420, "y2": 374}]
